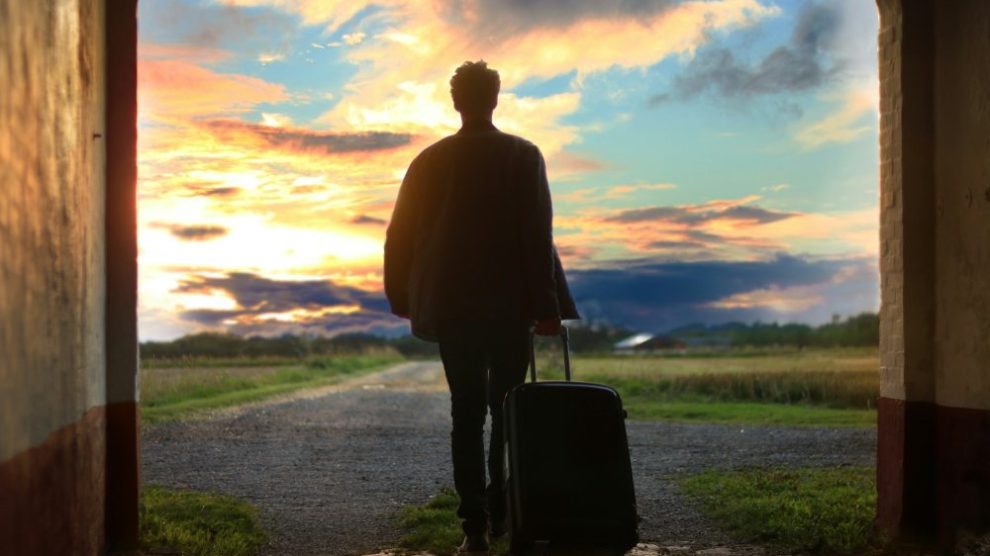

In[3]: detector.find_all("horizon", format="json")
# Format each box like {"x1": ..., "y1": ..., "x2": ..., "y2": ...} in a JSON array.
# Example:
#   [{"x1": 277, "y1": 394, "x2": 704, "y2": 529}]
[{"x1": 137, "y1": 0, "x2": 881, "y2": 340}]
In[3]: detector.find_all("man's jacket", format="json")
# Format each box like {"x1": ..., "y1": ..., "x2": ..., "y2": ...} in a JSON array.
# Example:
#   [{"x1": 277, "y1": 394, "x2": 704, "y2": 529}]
[{"x1": 384, "y1": 121, "x2": 579, "y2": 341}]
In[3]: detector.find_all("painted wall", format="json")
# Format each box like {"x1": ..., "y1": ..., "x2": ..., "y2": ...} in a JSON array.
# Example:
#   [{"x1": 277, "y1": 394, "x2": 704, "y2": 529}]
[
  {"x1": 877, "y1": 0, "x2": 990, "y2": 544},
  {"x1": 933, "y1": 0, "x2": 990, "y2": 412},
  {"x1": 0, "y1": 0, "x2": 108, "y2": 553},
  {"x1": 932, "y1": 0, "x2": 990, "y2": 540}
]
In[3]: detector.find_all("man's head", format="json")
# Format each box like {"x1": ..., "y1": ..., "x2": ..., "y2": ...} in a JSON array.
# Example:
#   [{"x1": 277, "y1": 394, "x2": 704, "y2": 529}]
[{"x1": 450, "y1": 60, "x2": 500, "y2": 119}]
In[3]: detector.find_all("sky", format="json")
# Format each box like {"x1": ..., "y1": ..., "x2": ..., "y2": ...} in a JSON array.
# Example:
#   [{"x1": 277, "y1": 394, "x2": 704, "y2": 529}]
[{"x1": 137, "y1": 0, "x2": 881, "y2": 340}]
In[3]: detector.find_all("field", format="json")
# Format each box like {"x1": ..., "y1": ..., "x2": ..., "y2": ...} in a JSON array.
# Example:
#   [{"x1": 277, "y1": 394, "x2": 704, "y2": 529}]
[
  {"x1": 539, "y1": 348, "x2": 879, "y2": 427},
  {"x1": 140, "y1": 353, "x2": 402, "y2": 424}
]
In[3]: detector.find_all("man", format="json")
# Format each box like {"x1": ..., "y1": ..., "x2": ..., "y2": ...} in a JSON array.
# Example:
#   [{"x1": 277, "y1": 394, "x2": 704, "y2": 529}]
[{"x1": 384, "y1": 60, "x2": 579, "y2": 553}]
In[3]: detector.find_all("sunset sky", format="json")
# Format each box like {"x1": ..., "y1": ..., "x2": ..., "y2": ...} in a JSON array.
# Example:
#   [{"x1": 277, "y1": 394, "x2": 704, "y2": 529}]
[{"x1": 137, "y1": 0, "x2": 880, "y2": 340}]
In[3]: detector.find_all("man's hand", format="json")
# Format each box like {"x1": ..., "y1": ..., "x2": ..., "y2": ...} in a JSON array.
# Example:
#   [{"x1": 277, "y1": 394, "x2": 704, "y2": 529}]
[{"x1": 533, "y1": 317, "x2": 562, "y2": 336}]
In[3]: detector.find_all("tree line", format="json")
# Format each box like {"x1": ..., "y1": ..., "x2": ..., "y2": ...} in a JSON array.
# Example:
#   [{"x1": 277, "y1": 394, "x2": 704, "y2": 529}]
[
  {"x1": 669, "y1": 312, "x2": 879, "y2": 348},
  {"x1": 139, "y1": 312, "x2": 878, "y2": 360}
]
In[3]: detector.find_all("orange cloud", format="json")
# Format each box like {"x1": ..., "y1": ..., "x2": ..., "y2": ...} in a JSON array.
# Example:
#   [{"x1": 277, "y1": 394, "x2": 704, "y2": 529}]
[{"x1": 139, "y1": 59, "x2": 287, "y2": 119}]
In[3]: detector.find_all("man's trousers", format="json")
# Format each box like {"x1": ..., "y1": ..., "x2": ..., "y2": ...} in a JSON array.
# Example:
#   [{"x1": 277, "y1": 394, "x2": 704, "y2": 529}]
[{"x1": 438, "y1": 320, "x2": 530, "y2": 536}]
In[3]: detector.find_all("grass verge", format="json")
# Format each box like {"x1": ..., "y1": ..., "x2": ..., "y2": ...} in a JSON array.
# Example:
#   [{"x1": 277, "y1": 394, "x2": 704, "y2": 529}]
[
  {"x1": 680, "y1": 466, "x2": 879, "y2": 554},
  {"x1": 624, "y1": 399, "x2": 875, "y2": 427},
  {"x1": 534, "y1": 350, "x2": 879, "y2": 427},
  {"x1": 141, "y1": 354, "x2": 402, "y2": 424},
  {"x1": 141, "y1": 485, "x2": 267, "y2": 556},
  {"x1": 397, "y1": 488, "x2": 508, "y2": 556}
]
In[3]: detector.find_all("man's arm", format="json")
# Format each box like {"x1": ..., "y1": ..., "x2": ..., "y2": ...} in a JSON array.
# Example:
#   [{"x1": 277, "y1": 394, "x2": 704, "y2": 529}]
[
  {"x1": 384, "y1": 156, "x2": 422, "y2": 318},
  {"x1": 518, "y1": 144, "x2": 560, "y2": 332}
]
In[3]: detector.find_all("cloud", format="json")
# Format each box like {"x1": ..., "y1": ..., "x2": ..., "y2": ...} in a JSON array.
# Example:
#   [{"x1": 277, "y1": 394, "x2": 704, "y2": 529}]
[
  {"x1": 158, "y1": 224, "x2": 230, "y2": 241},
  {"x1": 351, "y1": 214, "x2": 387, "y2": 226},
  {"x1": 139, "y1": 59, "x2": 287, "y2": 119},
  {"x1": 793, "y1": 84, "x2": 877, "y2": 149},
  {"x1": 566, "y1": 255, "x2": 878, "y2": 331},
  {"x1": 201, "y1": 120, "x2": 414, "y2": 155},
  {"x1": 606, "y1": 200, "x2": 796, "y2": 225},
  {"x1": 652, "y1": 2, "x2": 841, "y2": 105},
  {"x1": 220, "y1": 0, "x2": 373, "y2": 34},
  {"x1": 316, "y1": 0, "x2": 777, "y2": 159},
  {"x1": 140, "y1": 0, "x2": 294, "y2": 52},
  {"x1": 342, "y1": 32, "x2": 366, "y2": 46},
  {"x1": 555, "y1": 196, "x2": 875, "y2": 264},
  {"x1": 257, "y1": 52, "x2": 286, "y2": 64},
  {"x1": 173, "y1": 272, "x2": 404, "y2": 337},
  {"x1": 139, "y1": 42, "x2": 232, "y2": 63}
]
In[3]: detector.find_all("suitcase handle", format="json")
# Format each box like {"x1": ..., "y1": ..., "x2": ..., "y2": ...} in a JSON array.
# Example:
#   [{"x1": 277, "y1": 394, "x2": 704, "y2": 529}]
[{"x1": 528, "y1": 325, "x2": 571, "y2": 382}]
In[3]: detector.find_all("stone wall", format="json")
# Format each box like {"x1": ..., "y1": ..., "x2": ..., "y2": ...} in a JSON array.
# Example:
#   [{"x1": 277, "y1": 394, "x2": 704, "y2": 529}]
[{"x1": 0, "y1": 0, "x2": 108, "y2": 553}]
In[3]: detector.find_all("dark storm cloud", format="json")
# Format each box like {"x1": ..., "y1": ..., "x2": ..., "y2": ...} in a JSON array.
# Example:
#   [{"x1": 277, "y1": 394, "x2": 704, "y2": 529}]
[
  {"x1": 176, "y1": 272, "x2": 390, "y2": 316},
  {"x1": 606, "y1": 204, "x2": 796, "y2": 225},
  {"x1": 202, "y1": 120, "x2": 413, "y2": 155},
  {"x1": 566, "y1": 255, "x2": 878, "y2": 331},
  {"x1": 351, "y1": 214, "x2": 387, "y2": 226},
  {"x1": 442, "y1": 0, "x2": 676, "y2": 39},
  {"x1": 650, "y1": 2, "x2": 842, "y2": 105},
  {"x1": 168, "y1": 224, "x2": 229, "y2": 241},
  {"x1": 196, "y1": 186, "x2": 240, "y2": 197},
  {"x1": 175, "y1": 273, "x2": 405, "y2": 337}
]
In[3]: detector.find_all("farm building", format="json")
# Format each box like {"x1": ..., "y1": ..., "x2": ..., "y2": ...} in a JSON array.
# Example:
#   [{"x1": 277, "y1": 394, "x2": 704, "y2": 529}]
[{"x1": 614, "y1": 333, "x2": 687, "y2": 353}]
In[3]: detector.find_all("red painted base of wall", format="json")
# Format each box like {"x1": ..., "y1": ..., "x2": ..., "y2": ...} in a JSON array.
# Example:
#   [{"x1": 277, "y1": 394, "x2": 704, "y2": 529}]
[
  {"x1": 0, "y1": 406, "x2": 107, "y2": 555},
  {"x1": 105, "y1": 401, "x2": 140, "y2": 550},
  {"x1": 877, "y1": 397, "x2": 990, "y2": 546},
  {"x1": 937, "y1": 404, "x2": 990, "y2": 543},
  {"x1": 877, "y1": 397, "x2": 937, "y2": 538}
]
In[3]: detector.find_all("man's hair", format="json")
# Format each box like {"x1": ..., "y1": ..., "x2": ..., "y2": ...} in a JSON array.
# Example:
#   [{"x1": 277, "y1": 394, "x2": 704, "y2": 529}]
[{"x1": 450, "y1": 60, "x2": 500, "y2": 115}]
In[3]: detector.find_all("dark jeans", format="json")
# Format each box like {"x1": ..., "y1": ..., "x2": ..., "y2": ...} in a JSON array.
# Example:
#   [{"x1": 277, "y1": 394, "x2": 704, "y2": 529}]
[{"x1": 438, "y1": 320, "x2": 530, "y2": 536}]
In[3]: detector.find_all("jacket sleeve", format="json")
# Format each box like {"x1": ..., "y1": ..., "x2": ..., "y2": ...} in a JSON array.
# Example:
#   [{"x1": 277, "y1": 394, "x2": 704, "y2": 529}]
[
  {"x1": 384, "y1": 155, "x2": 422, "y2": 317},
  {"x1": 518, "y1": 144, "x2": 561, "y2": 320}
]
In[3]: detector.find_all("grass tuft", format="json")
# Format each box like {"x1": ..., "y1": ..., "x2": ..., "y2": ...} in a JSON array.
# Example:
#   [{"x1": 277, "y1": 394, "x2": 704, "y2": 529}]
[
  {"x1": 680, "y1": 466, "x2": 878, "y2": 554},
  {"x1": 141, "y1": 485, "x2": 267, "y2": 556},
  {"x1": 397, "y1": 488, "x2": 509, "y2": 556}
]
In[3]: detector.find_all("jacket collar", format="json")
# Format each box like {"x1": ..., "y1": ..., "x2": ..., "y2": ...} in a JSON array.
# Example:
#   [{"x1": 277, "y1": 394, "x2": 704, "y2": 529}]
[{"x1": 457, "y1": 119, "x2": 498, "y2": 134}]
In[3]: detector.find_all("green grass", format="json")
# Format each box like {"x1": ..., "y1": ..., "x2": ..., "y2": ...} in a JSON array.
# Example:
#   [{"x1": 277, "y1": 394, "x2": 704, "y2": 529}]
[
  {"x1": 141, "y1": 354, "x2": 402, "y2": 424},
  {"x1": 397, "y1": 488, "x2": 508, "y2": 556},
  {"x1": 141, "y1": 485, "x2": 267, "y2": 556},
  {"x1": 624, "y1": 400, "x2": 876, "y2": 427},
  {"x1": 534, "y1": 349, "x2": 879, "y2": 427},
  {"x1": 680, "y1": 466, "x2": 879, "y2": 554},
  {"x1": 142, "y1": 356, "x2": 308, "y2": 369}
]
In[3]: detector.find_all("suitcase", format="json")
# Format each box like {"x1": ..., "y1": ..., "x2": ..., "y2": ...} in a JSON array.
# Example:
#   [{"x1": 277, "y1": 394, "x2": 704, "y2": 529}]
[{"x1": 502, "y1": 326, "x2": 639, "y2": 552}]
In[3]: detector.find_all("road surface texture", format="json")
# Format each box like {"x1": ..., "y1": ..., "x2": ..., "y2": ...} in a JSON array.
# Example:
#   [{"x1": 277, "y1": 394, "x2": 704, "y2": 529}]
[{"x1": 142, "y1": 361, "x2": 876, "y2": 556}]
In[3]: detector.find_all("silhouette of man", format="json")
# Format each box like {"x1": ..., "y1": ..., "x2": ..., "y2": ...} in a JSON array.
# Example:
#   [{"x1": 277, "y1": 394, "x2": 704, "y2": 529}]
[{"x1": 385, "y1": 60, "x2": 579, "y2": 553}]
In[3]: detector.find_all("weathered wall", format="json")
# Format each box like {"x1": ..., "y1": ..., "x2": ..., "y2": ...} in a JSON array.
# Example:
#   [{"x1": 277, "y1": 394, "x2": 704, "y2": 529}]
[
  {"x1": 933, "y1": 0, "x2": 990, "y2": 412},
  {"x1": 876, "y1": 0, "x2": 937, "y2": 538},
  {"x1": 933, "y1": 0, "x2": 990, "y2": 539},
  {"x1": 877, "y1": 0, "x2": 990, "y2": 545},
  {"x1": 0, "y1": 0, "x2": 108, "y2": 553}
]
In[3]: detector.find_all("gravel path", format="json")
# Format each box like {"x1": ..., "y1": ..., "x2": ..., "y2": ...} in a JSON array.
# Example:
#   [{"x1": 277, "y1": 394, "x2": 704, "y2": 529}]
[{"x1": 141, "y1": 361, "x2": 876, "y2": 556}]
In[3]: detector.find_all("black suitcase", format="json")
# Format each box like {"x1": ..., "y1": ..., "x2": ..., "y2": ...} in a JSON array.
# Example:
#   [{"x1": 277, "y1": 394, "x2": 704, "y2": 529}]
[{"x1": 503, "y1": 327, "x2": 639, "y2": 552}]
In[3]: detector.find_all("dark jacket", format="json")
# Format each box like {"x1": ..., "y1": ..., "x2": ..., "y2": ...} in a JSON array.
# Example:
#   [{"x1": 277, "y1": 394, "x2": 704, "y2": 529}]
[{"x1": 384, "y1": 121, "x2": 579, "y2": 341}]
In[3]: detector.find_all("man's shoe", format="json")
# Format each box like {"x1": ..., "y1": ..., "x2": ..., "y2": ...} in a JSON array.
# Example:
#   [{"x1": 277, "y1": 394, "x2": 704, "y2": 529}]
[{"x1": 457, "y1": 534, "x2": 490, "y2": 554}]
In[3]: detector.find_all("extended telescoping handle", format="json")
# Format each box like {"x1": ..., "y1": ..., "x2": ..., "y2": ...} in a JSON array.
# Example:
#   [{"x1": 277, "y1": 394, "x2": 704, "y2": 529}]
[{"x1": 528, "y1": 325, "x2": 571, "y2": 382}]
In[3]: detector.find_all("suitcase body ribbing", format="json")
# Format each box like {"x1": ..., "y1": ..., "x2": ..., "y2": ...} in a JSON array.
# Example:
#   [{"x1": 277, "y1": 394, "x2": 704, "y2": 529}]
[{"x1": 502, "y1": 328, "x2": 639, "y2": 551}]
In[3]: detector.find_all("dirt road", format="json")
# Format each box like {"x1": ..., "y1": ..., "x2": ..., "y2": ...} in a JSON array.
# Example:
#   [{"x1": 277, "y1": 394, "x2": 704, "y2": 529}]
[{"x1": 141, "y1": 361, "x2": 875, "y2": 555}]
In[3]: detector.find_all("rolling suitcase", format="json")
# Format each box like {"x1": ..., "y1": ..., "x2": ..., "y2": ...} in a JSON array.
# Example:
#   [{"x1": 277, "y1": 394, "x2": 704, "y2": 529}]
[{"x1": 503, "y1": 326, "x2": 639, "y2": 553}]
